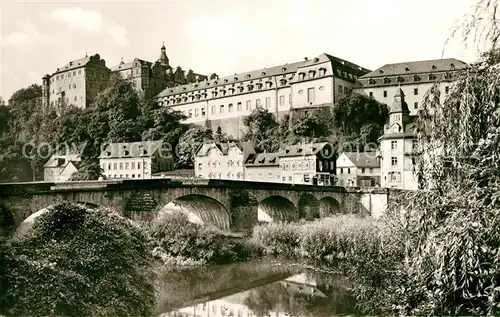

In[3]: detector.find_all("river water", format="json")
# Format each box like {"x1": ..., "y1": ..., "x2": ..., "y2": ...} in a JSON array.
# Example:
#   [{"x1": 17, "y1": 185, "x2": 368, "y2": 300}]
[{"x1": 155, "y1": 258, "x2": 359, "y2": 317}]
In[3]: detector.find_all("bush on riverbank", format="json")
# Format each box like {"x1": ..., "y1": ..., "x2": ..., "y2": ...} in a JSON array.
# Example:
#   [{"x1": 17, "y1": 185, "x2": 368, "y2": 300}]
[
  {"x1": 149, "y1": 212, "x2": 262, "y2": 265},
  {"x1": 1, "y1": 202, "x2": 156, "y2": 317}
]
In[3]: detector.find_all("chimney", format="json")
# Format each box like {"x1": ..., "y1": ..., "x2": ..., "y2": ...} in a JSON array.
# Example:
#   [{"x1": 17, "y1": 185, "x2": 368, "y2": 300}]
[{"x1": 304, "y1": 57, "x2": 308, "y2": 61}]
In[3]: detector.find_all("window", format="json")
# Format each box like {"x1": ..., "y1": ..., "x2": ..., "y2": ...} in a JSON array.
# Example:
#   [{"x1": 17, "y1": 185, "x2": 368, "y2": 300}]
[
  {"x1": 119, "y1": 163, "x2": 124, "y2": 170},
  {"x1": 195, "y1": 109, "x2": 199, "y2": 117},
  {"x1": 289, "y1": 176, "x2": 292, "y2": 181},
  {"x1": 307, "y1": 87, "x2": 315, "y2": 103},
  {"x1": 246, "y1": 100, "x2": 251, "y2": 111},
  {"x1": 188, "y1": 109, "x2": 193, "y2": 117},
  {"x1": 78, "y1": 69, "x2": 81, "y2": 75},
  {"x1": 338, "y1": 85, "x2": 343, "y2": 95},
  {"x1": 279, "y1": 95, "x2": 285, "y2": 106},
  {"x1": 212, "y1": 106, "x2": 216, "y2": 115},
  {"x1": 445, "y1": 86, "x2": 450, "y2": 94},
  {"x1": 237, "y1": 102, "x2": 242, "y2": 111},
  {"x1": 125, "y1": 162, "x2": 129, "y2": 169},
  {"x1": 198, "y1": 163, "x2": 202, "y2": 170},
  {"x1": 74, "y1": 96, "x2": 77, "y2": 101},
  {"x1": 340, "y1": 168, "x2": 343, "y2": 174},
  {"x1": 265, "y1": 97, "x2": 271, "y2": 109},
  {"x1": 113, "y1": 162, "x2": 117, "y2": 170},
  {"x1": 228, "y1": 103, "x2": 233, "y2": 112},
  {"x1": 289, "y1": 94, "x2": 292, "y2": 105},
  {"x1": 414, "y1": 88, "x2": 418, "y2": 95},
  {"x1": 383, "y1": 90, "x2": 388, "y2": 97},
  {"x1": 137, "y1": 162, "x2": 141, "y2": 169},
  {"x1": 348, "y1": 168, "x2": 351, "y2": 174},
  {"x1": 108, "y1": 163, "x2": 112, "y2": 170},
  {"x1": 220, "y1": 105, "x2": 224, "y2": 113},
  {"x1": 391, "y1": 140, "x2": 397, "y2": 150},
  {"x1": 369, "y1": 92, "x2": 373, "y2": 97},
  {"x1": 131, "y1": 162, "x2": 135, "y2": 169},
  {"x1": 201, "y1": 108, "x2": 206, "y2": 116},
  {"x1": 414, "y1": 102, "x2": 418, "y2": 109},
  {"x1": 391, "y1": 157, "x2": 398, "y2": 166},
  {"x1": 256, "y1": 99, "x2": 261, "y2": 108},
  {"x1": 69, "y1": 84, "x2": 71, "y2": 90},
  {"x1": 429, "y1": 74, "x2": 436, "y2": 80},
  {"x1": 362, "y1": 168, "x2": 365, "y2": 173}
]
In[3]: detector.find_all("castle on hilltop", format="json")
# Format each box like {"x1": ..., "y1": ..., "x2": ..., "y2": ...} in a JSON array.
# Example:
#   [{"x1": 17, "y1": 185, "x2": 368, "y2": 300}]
[{"x1": 41, "y1": 43, "x2": 212, "y2": 112}]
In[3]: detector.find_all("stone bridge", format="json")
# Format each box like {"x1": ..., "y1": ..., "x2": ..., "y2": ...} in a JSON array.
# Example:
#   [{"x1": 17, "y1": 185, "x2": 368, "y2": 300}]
[{"x1": 0, "y1": 179, "x2": 390, "y2": 233}]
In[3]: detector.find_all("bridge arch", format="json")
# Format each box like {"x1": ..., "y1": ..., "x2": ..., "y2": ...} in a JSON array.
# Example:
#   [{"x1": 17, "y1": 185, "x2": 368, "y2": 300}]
[
  {"x1": 298, "y1": 194, "x2": 320, "y2": 220},
  {"x1": 258, "y1": 196, "x2": 298, "y2": 223},
  {"x1": 318, "y1": 197, "x2": 341, "y2": 217},
  {"x1": 157, "y1": 194, "x2": 231, "y2": 230}
]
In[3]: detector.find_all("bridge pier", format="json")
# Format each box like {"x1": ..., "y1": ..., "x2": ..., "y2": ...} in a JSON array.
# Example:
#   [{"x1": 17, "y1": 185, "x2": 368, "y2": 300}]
[{"x1": 228, "y1": 190, "x2": 258, "y2": 233}]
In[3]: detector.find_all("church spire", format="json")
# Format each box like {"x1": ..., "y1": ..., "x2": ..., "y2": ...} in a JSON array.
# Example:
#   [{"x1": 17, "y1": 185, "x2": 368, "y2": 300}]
[{"x1": 158, "y1": 42, "x2": 169, "y2": 66}]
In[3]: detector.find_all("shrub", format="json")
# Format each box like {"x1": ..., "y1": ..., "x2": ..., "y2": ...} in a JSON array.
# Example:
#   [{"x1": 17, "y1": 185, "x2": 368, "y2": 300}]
[
  {"x1": 2, "y1": 202, "x2": 156, "y2": 317},
  {"x1": 149, "y1": 212, "x2": 261, "y2": 264}
]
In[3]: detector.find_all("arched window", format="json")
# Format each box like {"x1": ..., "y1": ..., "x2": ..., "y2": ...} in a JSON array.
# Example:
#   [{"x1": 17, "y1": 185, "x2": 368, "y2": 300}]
[
  {"x1": 266, "y1": 81, "x2": 273, "y2": 89},
  {"x1": 280, "y1": 79, "x2": 287, "y2": 86},
  {"x1": 308, "y1": 70, "x2": 316, "y2": 79},
  {"x1": 299, "y1": 72, "x2": 306, "y2": 80},
  {"x1": 256, "y1": 83, "x2": 263, "y2": 90},
  {"x1": 319, "y1": 68, "x2": 327, "y2": 76},
  {"x1": 247, "y1": 84, "x2": 254, "y2": 91},
  {"x1": 384, "y1": 77, "x2": 391, "y2": 84},
  {"x1": 369, "y1": 79, "x2": 376, "y2": 85},
  {"x1": 238, "y1": 86, "x2": 244, "y2": 93}
]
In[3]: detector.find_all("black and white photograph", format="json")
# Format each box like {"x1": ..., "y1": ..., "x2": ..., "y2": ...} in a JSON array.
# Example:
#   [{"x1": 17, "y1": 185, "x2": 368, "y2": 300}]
[{"x1": 0, "y1": 0, "x2": 499, "y2": 315}]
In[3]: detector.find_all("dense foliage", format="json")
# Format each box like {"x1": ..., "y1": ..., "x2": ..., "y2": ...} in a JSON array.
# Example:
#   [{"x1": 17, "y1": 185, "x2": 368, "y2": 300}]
[
  {"x1": 242, "y1": 94, "x2": 388, "y2": 153},
  {"x1": 149, "y1": 212, "x2": 261, "y2": 264},
  {"x1": 2, "y1": 202, "x2": 156, "y2": 316},
  {"x1": 383, "y1": 49, "x2": 500, "y2": 316}
]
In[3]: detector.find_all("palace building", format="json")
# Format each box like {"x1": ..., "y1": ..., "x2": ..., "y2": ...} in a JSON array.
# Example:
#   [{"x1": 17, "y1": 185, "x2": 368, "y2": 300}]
[
  {"x1": 355, "y1": 58, "x2": 467, "y2": 115},
  {"x1": 154, "y1": 53, "x2": 370, "y2": 139},
  {"x1": 41, "y1": 44, "x2": 209, "y2": 112}
]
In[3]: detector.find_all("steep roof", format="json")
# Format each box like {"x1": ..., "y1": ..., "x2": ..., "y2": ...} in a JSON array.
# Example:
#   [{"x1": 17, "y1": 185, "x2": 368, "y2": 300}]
[
  {"x1": 99, "y1": 140, "x2": 166, "y2": 159},
  {"x1": 194, "y1": 141, "x2": 255, "y2": 158},
  {"x1": 245, "y1": 152, "x2": 279, "y2": 167},
  {"x1": 52, "y1": 54, "x2": 108, "y2": 75},
  {"x1": 390, "y1": 88, "x2": 410, "y2": 114},
  {"x1": 43, "y1": 152, "x2": 82, "y2": 168},
  {"x1": 280, "y1": 142, "x2": 332, "y2": 158},
  {"x1": 361, "y1": 58, "x2": 467, "y2": 78},
  {"x1": 341, "y1": 152, "x2": 380, "y2": 168}
]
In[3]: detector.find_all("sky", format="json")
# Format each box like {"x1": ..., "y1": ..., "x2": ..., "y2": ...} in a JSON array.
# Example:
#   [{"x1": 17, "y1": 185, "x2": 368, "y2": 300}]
[{"x1": 0, "y1": 0, "x2": 483, "y2": 102}]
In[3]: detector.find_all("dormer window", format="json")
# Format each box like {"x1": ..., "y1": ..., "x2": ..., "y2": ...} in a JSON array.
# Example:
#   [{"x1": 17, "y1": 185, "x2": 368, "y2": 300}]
[
  {"x1": 212, "y1": 91, "x2": 218, "y2": 98},
  {"x1": 397, "y1": 76, "x2": 404, "y2": 83},
  {"x1": 107, "y1": 151, "x2": 111, "y2": 156},
  {"x1": 261, "y1": 71, "x2": 266, "y2": 76},
  {"x1": 319, "y1": 68, "x2": 327, "y2": 76},
  {"x1": 282, "y1": 67, "x2": 287, "y2": 72},
  {"x1": 143, "y1": 150, "x2": 148, "y2": 155},
  {"x1": 297, "y1": 148, "x2": 303, "y2": 153},
  {"x1": 269, "y1": 158, "x2": 276, "y2": 164},
  {"x1": 308, "y1": 70, "x2": 316, "y2": 79},
  {"x1": 123, "y1": 150, "x2": 129, "y2": 156},
  {"x1": 429, "y1": 74, "x2": 436, "y2": 80},
  {"x1": 190, "y1": 96, "x2": 195, "y2": 101},
  {"x1": 379, "y1": 69, "x2": 384, "y2": 74},
  {"x1": 280, "y1": 79, "x2": 287, "y2": 86},
  {"x1": 238, "y1": 86, "x2": 244, "y2": 93},
  {"x1": 256, "y1": 83, "x2": 263, "y2": 90},
  {"x1": 266, "y1": 81, "x2": 273, "y2": 89},
  {"x1": 405, "y1": 67, "x2": 410, "y2": 72},
  {"x1": 384, "y1": 77, "x2": 391, "y2": 84},
  {"x1": 214, "y1": 81, "x2": 218, "y2": 85},
  {"x1": 450, "y1": 63, "x2": 455, "y2": 69},
  {"x1": 248, "y1": 84, "x2": 254, "y2": 91},
  {"x1": 432, "y1": 65, "x2": 437, "y2": 70},
  {"x1": 313, "y1": 57, "x2": 319, "y2": 63},
  {"x1": 234, "y1": 77, "x2": 238, "y2": 81},
  {"x1": 246, "y1": 74, "x2": 251, "y2": 79},
  {"x1": 444, "y1": 73, "x2": 452, "y2": 79},
  {"x1": 369, "y1": 79, "x2": 376, "y2": 85},
  {"x1": 258, "y1": 158, "x2": 265, "y2": 164},
  {"x1": 224, "y1": 79, "x2": 228, "y2": 83},
  {"x1": 229, "y1": 88, "x2": 235, "y2": 94},
  {"x1": 285, "y1": 149, "x2": 290, "y2": 154},
  {"x1": 182, "y1": 97, "x2": 188, "y2": 102},
  {"x1": 414, "y1": 75, "x2": 421, "y2": 82},
  {"x1": 299, "y1": 72, "x2": 306, "y2": 80}
]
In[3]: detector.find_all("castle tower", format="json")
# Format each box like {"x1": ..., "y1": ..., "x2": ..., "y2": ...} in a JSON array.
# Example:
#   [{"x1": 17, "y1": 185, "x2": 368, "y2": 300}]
[
  {"x1": 158, "y1": 42, "x2": 170, "y2": 67},
  {"x1": 389, "y1": 87, "x2": 410, "y2": 130},
  {"x1": 41, "y1": 74, "x2": 51, "y2": 113}
]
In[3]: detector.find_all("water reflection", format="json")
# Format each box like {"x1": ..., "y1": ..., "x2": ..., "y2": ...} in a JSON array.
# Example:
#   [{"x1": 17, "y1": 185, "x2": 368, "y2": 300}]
[{"x1": 157, "y1": 259, "x2": 359, "y2": 317}]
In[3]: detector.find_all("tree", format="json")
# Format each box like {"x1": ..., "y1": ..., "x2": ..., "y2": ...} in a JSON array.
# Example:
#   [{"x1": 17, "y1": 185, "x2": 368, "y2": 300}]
[
  {"x1": 385, "y1": 4, "x2": 500, "y2": 313},
  {"x1": 214, "y1": 126, "x2": 228, "y2": 142},
  {"x1": 2, "y1": 202, "x2": 155, "y2": 316},
  {"x1": 175, "y1": 125, "x2": 214, "y2": 168},
  {"x1": 242, "y1": 108, "x2": 280, "y2": 152}
]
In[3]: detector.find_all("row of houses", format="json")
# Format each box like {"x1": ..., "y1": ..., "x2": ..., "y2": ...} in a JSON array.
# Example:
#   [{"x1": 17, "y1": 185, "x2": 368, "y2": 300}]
[{"x1": 43, "y1": 140, "x2": 381, "y2": 188}]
